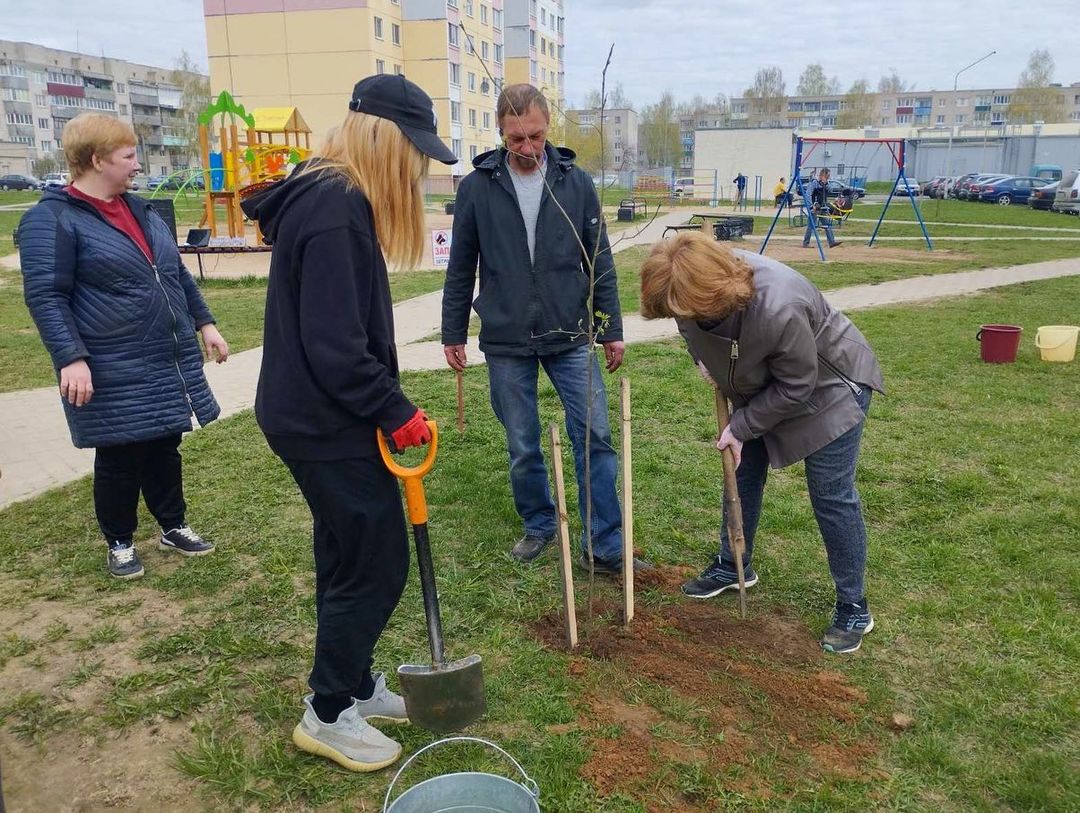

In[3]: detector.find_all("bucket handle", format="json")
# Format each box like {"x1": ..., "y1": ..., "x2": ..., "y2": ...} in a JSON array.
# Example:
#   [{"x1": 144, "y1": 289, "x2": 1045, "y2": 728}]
[
  {"x1": 383, "y1": 736, "x2": 540, "y2": 812},
  {"x1": 1035, "y1": 329, "x2": 1077, "y2": 350}
]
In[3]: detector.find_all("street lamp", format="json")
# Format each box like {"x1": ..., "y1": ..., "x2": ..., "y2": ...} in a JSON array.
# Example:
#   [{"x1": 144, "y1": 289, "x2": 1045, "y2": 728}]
[{"x1": 944, "y1": 50, "x2": 996, "y2": 194}]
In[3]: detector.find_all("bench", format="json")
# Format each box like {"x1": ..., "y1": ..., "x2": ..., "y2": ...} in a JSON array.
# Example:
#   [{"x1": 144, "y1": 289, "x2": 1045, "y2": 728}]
[{"x1": 617, "y1": 196, "x2": 648, "y2": 222}]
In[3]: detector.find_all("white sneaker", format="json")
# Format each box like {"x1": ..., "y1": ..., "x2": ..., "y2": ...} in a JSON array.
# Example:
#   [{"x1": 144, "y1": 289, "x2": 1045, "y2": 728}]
[
  {"x1": 355, "y1": 672, "x2": 409, "y2": 724},
  {"x1": 292, "y1": 694, "x2": 401, "y2": 772}
]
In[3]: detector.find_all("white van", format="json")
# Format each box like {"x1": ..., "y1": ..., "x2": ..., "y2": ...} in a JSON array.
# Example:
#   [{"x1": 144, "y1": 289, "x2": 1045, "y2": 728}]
[
  {"x1": 672, "y1": 176, "x2": 695, "y2": 198},
  {"x1": 41, "y1": 172, "x2": 71, "y2": 190},
  {"x1": 1052, "y1": 169, "x2": 1080, "y2": 214}
]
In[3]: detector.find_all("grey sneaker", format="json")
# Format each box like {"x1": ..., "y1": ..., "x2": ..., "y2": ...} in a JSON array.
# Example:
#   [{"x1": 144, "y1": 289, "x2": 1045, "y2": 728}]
[
  {"x1": 510, "y1": 532, "x2": 556, "y2": 562},
  {"x1": 355, "y1": 672, "x2": 408, "y2": 724},
  {"x1": 681, "y1": 559, "x2": 759, "y2": 599},
  {"x1": 577, "y1": 552, "x2": 653, "y2": 576},
  {"x1": 821, "y1": 599, "x2": 874, "y2": 654},
  {"x1": 292, "y1": 694, "x2": 401, "y2": 772},
  {"x1": 160, "y1": 525, "x2": 215, "y2": 556},
  {"x1": 108, "y1": 540, "x2": 144, "y2": 580}
]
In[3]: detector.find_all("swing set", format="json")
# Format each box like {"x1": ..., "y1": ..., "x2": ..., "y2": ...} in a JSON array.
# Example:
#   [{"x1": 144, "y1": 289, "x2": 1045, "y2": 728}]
[{"x1": 760, "y1": 135, "x2": 934, "y2": 260}]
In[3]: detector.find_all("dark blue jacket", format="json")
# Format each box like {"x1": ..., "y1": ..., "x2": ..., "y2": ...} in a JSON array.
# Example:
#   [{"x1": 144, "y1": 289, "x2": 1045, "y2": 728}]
[
  {"x1": 441, "y1": 144, "x2": 622, "y2": 356},
  {"x1": 18, "y1": 189, "x2": 219, "y2": 449}
]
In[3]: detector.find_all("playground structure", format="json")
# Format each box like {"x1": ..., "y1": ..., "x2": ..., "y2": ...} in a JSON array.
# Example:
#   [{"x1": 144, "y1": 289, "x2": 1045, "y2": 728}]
[
  {"x1": 761, "y1": 136, "x2": 934, "y2": 261},
  {"x1": 196, "y1": 91, "x2": 312, "y2": 240}
]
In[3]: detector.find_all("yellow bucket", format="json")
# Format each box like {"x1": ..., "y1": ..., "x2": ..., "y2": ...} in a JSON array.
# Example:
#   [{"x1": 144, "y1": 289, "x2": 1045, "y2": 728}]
[{"x1": 1035, "y1": 325, "x2": 1079, "y2": 362}]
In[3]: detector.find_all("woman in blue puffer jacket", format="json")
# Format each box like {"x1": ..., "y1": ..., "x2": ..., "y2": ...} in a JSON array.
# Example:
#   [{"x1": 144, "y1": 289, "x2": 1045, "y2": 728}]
[{"x1": 19, "y1": 113, "x2": 229, "y2": 580}]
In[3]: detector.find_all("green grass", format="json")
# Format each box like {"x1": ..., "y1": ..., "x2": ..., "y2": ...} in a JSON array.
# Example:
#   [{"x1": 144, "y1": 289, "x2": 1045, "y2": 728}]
[{"x1": 0, "y1": 275, "x2": 1076, "y2": 810}]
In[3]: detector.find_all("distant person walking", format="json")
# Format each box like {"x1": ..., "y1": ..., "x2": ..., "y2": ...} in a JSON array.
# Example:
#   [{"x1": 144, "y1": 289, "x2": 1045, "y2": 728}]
[{"x1": 733, "y1": 172, "x2": 747, "y2": 207}]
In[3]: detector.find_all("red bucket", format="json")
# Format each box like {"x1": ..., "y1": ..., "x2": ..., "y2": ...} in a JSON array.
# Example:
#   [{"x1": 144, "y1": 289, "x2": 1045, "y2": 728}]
[{"x1": 976, "y1": 324, "x2": 1022, "y2": 363}]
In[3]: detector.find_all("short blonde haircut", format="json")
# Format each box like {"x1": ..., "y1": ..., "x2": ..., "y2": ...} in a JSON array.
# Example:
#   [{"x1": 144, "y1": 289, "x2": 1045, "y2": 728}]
[
  {"x1": 640, "y1": 231, "x2": 755, "y2": 320},
  {"x1": 301, "y1": 111, "x2": 428, "y2": 268},
  {"x1": 62, "y1": 113, "x2": 137, "y2": 179}
]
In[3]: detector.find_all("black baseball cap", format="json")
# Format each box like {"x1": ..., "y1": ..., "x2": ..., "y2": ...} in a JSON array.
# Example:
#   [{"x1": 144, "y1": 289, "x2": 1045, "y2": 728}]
[{"x1": 349, "y1": 74, "x2": 458, "y2": 165}]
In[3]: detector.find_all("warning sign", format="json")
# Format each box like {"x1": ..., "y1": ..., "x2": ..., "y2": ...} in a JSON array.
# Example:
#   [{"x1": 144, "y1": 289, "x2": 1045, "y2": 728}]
[{"x1": 431, "y1": 229, "x2": 452, "y2": 268}]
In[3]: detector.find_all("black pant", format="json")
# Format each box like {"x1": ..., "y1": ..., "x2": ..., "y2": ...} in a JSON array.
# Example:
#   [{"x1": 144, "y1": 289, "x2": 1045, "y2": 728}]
[
  {"x1": 94, "y1": 434, "x2": 186, "y2": 542},
  {"x1": 282, "y1": 455, "x2": 410, "y2": 699}
]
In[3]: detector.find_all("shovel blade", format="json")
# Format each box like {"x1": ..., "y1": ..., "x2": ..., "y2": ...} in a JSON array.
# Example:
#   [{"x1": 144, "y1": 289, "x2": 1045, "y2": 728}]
[{"x1": 398, "y1": 654, "x2": 486, "y2": 734}]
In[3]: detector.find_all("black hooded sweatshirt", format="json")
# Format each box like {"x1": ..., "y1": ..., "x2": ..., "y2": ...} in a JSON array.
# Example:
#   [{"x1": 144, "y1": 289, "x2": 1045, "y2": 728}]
[{"x1": 241, "y1": 166, "x2": 416, "y2": 460}]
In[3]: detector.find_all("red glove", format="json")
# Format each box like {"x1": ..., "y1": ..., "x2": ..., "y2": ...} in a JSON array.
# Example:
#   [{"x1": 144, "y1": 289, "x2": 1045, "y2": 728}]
[{"x1": 390, "y1": 409, "x2": 431, "y2": 452}]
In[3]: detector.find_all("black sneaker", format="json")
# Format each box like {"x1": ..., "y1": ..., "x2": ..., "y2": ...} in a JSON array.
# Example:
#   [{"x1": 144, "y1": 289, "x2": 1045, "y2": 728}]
[
  {"x1": 107, "y1": 540, "x2": 145, "y2": 580},
  {"x1": 160, "y1": 526, "x2": 215, "y2": 557},
  {"x1": 821, "y1": 599, "x2": 874, "y2": 654},
  {"x1": 681, "y1": 559, "x2": 758, "y2": 598},
  {"x1": 577, "y1": 552, "x2": 653, "y2": 576},
  {"x1": 510, "y1": 532, "x2": 556, "y2": 562}
]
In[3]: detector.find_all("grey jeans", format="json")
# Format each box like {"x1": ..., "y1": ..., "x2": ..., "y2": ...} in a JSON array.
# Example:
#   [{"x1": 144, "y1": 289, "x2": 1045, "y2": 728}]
[{"x1": 715, "y1": 386, "x2": 872, "y2": 604}]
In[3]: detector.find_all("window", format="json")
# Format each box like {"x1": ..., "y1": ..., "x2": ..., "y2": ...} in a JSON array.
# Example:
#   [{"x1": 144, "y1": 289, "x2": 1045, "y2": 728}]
[
  {"x1": 376, "y1": 59, "x2": 385, "y2": 74},
  {"x1": 541, "y1": 36, "x2": 546, "y2": 54},
  {"x1": 881, "y1": 99, "x2": 890, "y2": 110},
  {"x1": 541, "y1": 7, "x2": 546, "y2": 24},
  {"x1": 374, "y1": 16, "x2": 383, "y2": 39},
  {"x1": 31, "y1": 70, "x2": 46, "y2": 84},
  {"x1": 38, "y1": 117, "x2": 49, "y2": 129},
  {"x1": 1071, "y1": 111, "x2": 1080, "y2": 121},
  {"x1": 116, "y1": 82, "x2": 125, "y2": 93},
  {"x1": 47, "y1": 70, "x2": 78, "y2": 85},
  {"x1": 465, "y1": 0, "x2": 473, "y2": 14},
  {"x1": 449, "y1": 62, "x2": 460, "y2": 85},
  {"x1": 530, "y1": 0, "x2": 537, "y2": 15},
  {"x1": 448, "y1": 23, "x2": 459, "y2": 46},
  {"x1": 34, "y1": 93, "x2": 46, "y2": 106},
  {"x1": 394, "y1": 64, "x2": 403, "y2": 75},
  {"x1": 468, "y1": 72, "x2": 476, "y2": 91},
  {"x1": 40, "y1": 140, "x2": 51, "y2": 151},
  {"x1": 993, "y1": 94, "x2": 1010, "y2": 105},
  {"x1": 392, "y1": 23, "x2": 401, "y2": 45},
  {"x1": 119, "y1": 104, "x2": 128, "y2": 114},
  {"x1": 494, "y1": 44, "x2": 503, "y2": 64},
  {"x1": 481, "y1": 41, "x2": 489, "y2": 60},
  {"x1": 895, "y1": 114, "x2": 911, "y2": 123},
  {"x1": 450, "y1": 101, "x2": 461, "y2": 122},
  {"x1": 2, "y1": 88, "x2": 30, "y2": 102},
  {"x1": 452, "y1": 138, "x2": 462, "y2": 158},
  {"x1": 10, "y1": 136, "x2": 34, "y2": 146},
  {"x1": 936, "y1": 114, "x2": 945, "y2": 124},
  {"x1": 493, "y1": 8, "x2": 502, "y2": 28},
  {"x1": 483, "y1": 111, "x2": 491, "y2": 129},
  {"x1": 470, "y1": 144, "x2": 478, "y2": 160},
  {"x1": 468, "y1": 108, "x2": 476, "y2": 126},
  {"x1": 5, "y1": 113, "x2": 33, "y2": 125},
  {"x1": 955, "y1": 97, "x2": 968, "y2": 107},
  {"x1": 480, "y1": 4, "x2": 488, "y2": 23},
  {"x1": 881, "y1": 117, "x2": 890, "y2": 126},
  {"x1": 530, "y1": 30, "x2": 536, "y2": 47},
  {"x1": 530, "y1": 60, "x2": 537, "y2": 80},
  {"x1": 0, "y1": 63, "x2": 26, "y2": 77}
]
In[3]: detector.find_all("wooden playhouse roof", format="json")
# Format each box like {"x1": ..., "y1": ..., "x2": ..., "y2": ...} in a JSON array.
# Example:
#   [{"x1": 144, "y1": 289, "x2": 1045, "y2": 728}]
[{"x1": 251, "y1": 107, "x2": 311, "y2": 134}]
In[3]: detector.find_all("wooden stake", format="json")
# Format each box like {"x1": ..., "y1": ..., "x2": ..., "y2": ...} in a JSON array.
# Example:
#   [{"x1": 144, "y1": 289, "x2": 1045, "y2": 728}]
[
  {"x1": 620, "y1": 377, "x2": 634, "y2": 625},
  {"x1": 714, "y1": 389, "x2": 749, "y2": 619},
  {"x1": 456, "y1": 369, "x2": 465, "y2": 434},
  {"x1": 550, "y1": 424, "x2": 578, "y2": 649}
]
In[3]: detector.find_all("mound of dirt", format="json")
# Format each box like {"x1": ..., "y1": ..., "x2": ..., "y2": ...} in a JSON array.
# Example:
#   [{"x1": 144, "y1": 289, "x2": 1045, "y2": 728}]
[{"x1": 531, "y1": 565, "x2": 886, "y2": 810}]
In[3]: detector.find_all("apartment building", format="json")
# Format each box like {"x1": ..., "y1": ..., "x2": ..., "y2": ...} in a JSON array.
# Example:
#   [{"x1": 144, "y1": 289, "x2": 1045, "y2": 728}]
[
  {"x1": 564, "y1": 105, "x2": 638, "y2": 170},
  {"x1": 0, "y1": 39, "x2": 204, "y2": 176},
  {"x1": 205, "y1": 0, "x2": 561, "y2": 187}
]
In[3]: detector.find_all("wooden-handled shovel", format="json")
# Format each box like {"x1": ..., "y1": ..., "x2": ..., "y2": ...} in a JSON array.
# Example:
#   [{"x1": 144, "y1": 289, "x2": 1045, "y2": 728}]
[{"x1": 714, "y1": 390, "x2": 749, "y2": 619}]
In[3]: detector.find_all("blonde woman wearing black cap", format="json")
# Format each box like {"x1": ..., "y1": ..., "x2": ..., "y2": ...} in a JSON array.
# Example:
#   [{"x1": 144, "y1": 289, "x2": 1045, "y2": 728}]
[{"x1": 242, "y1": 74, "x2": 457, "y2": 772}]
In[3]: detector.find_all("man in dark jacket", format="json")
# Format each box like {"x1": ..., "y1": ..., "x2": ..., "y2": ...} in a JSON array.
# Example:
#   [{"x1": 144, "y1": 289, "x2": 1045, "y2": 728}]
[{"x1": 442, "y1": 83, "x2": 641, "y2": 573}]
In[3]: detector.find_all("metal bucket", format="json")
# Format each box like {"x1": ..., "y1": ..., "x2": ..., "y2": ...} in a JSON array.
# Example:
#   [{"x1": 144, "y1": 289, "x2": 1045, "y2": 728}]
[{"x1": 384, "y1": 737, "x2": 540, "y2": 813}]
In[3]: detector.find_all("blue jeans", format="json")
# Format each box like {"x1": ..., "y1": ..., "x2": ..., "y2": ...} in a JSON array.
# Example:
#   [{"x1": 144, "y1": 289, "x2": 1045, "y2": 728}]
[
  {"x1": 803, "y1": 216, "x2": 838, "y2": 247},
  {"x1": 486, "y1": 346, "x2": 623, "y2": 561},
  {"x1": 715, "y1": 386, "x2": 872, "y2": 604}
]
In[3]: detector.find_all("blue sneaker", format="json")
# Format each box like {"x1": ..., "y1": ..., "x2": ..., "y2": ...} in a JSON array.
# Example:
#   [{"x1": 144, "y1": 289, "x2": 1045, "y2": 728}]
[
  {"x1": 681, "y1": 558, "x2": 758, "y2": 598},
  {"x1": 821, "y1": 599, "x2": 874, "y2": 654},
  {"x1": 160, "y1": 525, "x2": 215, "y2": 557},
  {"x1": 107, "y1": 540, "x2": 144, "y2": 580}
]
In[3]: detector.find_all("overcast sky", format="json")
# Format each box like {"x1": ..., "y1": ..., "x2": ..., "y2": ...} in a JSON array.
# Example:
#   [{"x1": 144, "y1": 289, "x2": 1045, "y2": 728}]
[{"x1": 4, "y1": 0, "x2": 1079, "y2": 107}]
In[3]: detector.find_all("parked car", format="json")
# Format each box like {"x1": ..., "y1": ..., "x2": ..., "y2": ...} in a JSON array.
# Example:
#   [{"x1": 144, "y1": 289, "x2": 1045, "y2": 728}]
[
  {"x1": 957, "y1": 173, "x2": 1008, "y2": 200},
  {"x1": 1030, "y1": 164, "x2": 1062, "y2": 182},
  {"x1": 672, "y1": 176, "x2": 696, "y2": 198},
  {"x1": 896, "y1": 178, "x2": 921, "y2": 196},
  {"x1": 920, "y1": 176, "x2": 945, "y2": 196},
  {"x1": 1052, "y1": 169, "x2": 1080, "y2": 215},
  {"x1": 977, "y1": 176, "x2": 1049, "y2": 206},
  {"x1": 966, "y1": 175, "x2": 1014, "y2": 201},
  {"x1": 1028, "y1": 181, "x2": 1059, "y2": 211},
  {"x1": 949, "y1": 173, "x2": 981, "y2": 199},
  {"x1": 0, "y1": 174, "x2": 40, "y2": 191},
  {"x1": 824, "y1": 179, "x2": 866, "y2": 198},
  {"x1": 41, "y1": 172, "x2": 70, "y2": 190}
]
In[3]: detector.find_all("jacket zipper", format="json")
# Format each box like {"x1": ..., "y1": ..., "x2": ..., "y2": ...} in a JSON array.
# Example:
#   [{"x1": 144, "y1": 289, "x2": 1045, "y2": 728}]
[
  {"x1": 818, "y1": 354, "x2": 862, "y2": 396},
  {"x1": 727, "y1": 340, "x2": 742, "y2": 399}
]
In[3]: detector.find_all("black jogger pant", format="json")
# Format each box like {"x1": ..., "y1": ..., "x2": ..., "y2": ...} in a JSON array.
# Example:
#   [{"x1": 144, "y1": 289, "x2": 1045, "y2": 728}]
[
  {"x1": 93, "y1": 433, "x2": 186, "y2": 542},
  {"x1": 282, "y1": 455, "x2": 410, "y2": 700}
]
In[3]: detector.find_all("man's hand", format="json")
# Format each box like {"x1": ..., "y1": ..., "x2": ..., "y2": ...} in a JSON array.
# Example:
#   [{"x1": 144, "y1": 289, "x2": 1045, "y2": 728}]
[
  {"x1": 59, "y1": 359, "x2": 93, "y2": 407},
  {"x1": 717, "y1": 424, "x2": 743, "y2": 469},
  {"x1": 444, "y1": 344, "x2": 467, "y2": 372},
  {"x1": 390, "y1": 409, "x2": 432, "y2": 452},
  {"x1": 200, "y1": 324, "x2": 230, "y2": 363},
  {"x1": 696, "y1": 360, "x2": 716, "y2": 387},
  {"x1": 601, "y1": 340, "x2": 625, "y2": 372}
]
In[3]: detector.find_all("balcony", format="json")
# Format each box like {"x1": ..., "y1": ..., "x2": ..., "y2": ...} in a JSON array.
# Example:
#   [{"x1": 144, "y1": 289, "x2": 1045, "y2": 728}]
[
  {"x1": 132, "y1": 113, "x2": 161, "y2": 127},
  {"x1": 129, "y1": 91, "x2": 158, "y2": 107},
  {"x1": 84, "y1": 86, "x2": 117, "y2": 102}
]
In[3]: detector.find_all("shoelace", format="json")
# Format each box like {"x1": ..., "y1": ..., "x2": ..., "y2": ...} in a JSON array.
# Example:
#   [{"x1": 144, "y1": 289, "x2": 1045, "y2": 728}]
[
  {"x1": 112, "y1": 545, "x2": 137, "y2": 565},
  {"x1": 167, "y1": 526, "x2": 200, "y2": 542}
]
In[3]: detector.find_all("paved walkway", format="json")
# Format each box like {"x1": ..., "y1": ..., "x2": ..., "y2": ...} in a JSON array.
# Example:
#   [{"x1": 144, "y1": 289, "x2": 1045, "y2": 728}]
[{"x1": 2, "y1": 242, "x2": 1078, "y2": 509}]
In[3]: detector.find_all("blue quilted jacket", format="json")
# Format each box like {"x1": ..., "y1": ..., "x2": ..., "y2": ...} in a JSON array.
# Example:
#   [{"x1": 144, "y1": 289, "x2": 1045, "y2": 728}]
[{"x1": 18, "y1": 189, "x2": 220, "y2": 449}]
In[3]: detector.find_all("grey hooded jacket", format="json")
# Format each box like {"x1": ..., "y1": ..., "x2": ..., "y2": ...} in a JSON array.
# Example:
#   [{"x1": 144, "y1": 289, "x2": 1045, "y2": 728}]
[{"x1": 678, "y1": 251, "x2": 884, "y2": 468}]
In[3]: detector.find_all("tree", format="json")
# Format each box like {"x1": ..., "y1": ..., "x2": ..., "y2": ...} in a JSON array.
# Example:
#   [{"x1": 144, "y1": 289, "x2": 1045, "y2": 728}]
[
  {"x1": 32, "y1": 155, "x2": 59, "y2": 177},
  {"x1": 797, "y1": 63, "x2": 841, "y2": 96},
  {"x1": 639, "y1": 91, "x2": 681, "y2": 168},
  {"x1": 877, "y1": 69, "x2": 908, "y2": 94},
  {"x1": 581, "y1": 82, "x2": 630, "y2": 111},
  {"x1": 169, "y1": 51, "x2": 211, "y2": 166},
  {"x1": 1008, "y1": 49, "x2": 1066, "y2": 124},
  {"x1": 743, "y1": 67, "x2": 785, "y2": 126},
  {"x1": 837, "y1": 78, "x2": 877, "y2": 129},
  {"x1": 561, "y1": 115, "x2": 609, "y2": 175}
]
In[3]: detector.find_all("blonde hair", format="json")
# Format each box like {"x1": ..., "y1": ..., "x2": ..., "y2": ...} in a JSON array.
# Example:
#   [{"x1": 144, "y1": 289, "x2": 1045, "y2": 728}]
[
  {"x1": 62, "y1": 113, "x2": 137, "y2": 179},
  {"x1": 640, "y1": 231, "x2": 755, "y2": 320},
  {"x1": 302, "y1": 111, "x2": 428, "y2": 267}
]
